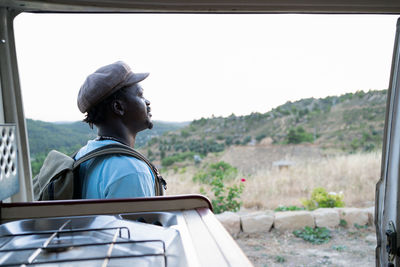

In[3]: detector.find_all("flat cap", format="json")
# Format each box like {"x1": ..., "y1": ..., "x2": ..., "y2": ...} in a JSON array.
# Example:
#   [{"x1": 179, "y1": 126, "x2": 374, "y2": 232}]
[{"x1": 77, "y1": 61, "x2": 149, "y2": 113}]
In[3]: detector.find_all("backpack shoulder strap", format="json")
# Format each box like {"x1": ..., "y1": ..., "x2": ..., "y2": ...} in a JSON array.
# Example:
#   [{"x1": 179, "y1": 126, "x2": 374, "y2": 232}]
[{"x1": 73, "y1": 143, "x2": 167, "y2": 196}]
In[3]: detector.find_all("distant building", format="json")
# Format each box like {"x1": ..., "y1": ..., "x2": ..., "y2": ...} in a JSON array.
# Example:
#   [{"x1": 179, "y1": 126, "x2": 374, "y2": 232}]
[{"x1": 272, "y1": 160, "x2": 295, "y2": 170}]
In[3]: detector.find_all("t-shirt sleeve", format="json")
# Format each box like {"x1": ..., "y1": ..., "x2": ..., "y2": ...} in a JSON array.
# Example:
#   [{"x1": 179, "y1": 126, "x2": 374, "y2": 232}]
[{"x1": 104, "y1": 171, "x2": 155, "y2": 198}]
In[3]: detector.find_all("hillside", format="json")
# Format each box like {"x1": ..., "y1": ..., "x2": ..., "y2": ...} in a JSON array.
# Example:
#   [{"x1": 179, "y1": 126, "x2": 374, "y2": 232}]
[
  {"x1": 143, "y1": 89, "x2": 386, "y2": 166},
  {"x1": 27, "y1": 119, "x2": 188, "y2": 175},
  {"x1": 26, "y1": 89, "x2": 387, "y2": 175}
]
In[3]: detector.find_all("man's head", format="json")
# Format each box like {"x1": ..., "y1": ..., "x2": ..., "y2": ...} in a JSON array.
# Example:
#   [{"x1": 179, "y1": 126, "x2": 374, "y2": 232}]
[{"x1": 77, "y1": 61, "x2": 153, "y2": 132}]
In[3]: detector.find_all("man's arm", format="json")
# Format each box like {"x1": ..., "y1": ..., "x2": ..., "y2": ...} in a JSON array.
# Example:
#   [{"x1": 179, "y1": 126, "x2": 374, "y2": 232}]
[{"x1": 104, "y1": 172, "x2": 155, "y2": 198}]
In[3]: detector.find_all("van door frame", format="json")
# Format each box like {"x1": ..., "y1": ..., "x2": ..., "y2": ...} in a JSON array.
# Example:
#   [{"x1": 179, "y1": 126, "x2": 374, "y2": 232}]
[
  {"x1": 376, "y1": 18, "x2": 400, "y2": 267},
  {"x1": 2, "y1": 3, "x2": 400, "y2": 265},
  {"x1": 0, "y1": 7, "x2": 33, "y2": 202}
]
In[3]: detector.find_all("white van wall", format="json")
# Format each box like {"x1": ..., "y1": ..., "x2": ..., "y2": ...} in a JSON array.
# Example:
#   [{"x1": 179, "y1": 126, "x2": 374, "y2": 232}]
[{"x1": 0, "y1": 8, "x2": 33, "y2": 202}]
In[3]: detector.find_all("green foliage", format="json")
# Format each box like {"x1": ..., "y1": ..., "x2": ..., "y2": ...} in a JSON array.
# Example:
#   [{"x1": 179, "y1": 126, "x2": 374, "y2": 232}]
[
  {"x1": 192, "y1": 117, "x2": 207, "y2": 126},
  {"x1": 350, "y1": 138, "x2": 361, "y2": 151},
  {"x1": 147, "y1": 137, "x2": 158, "y2": 146},
  {"x1": 349, "y1": 129, "x2": 382, "y2": 152},
  {"x1": 161, "y1": 151, "x2": 196, "y2": 167},
  {"x1": 274, "y1": 255, "x2": 286, "y2": 263},
  {"x1": 339, "y1": 219, "x2": 348, "y2": 227},
  {"x1": 298, "y1": 108, "x2": 309, "y2": 117},
  {"x1": 242, "y1": 136, "x2": 252, "y2": 145},
  {"x1": 354, "y1": 223, "x2": 368, "y2": 229},
  {"x1": 224, "y1": 136, "x2": 233, "y2": 146},
  {"x1": 339, "y1": 92, "x2": 354, "y2": 102},
  {"x1": 27, "y1": 119, "x2": 96, "y2": 158},
  {"x1": 293, "y1": 226, "x2": 332, "y2": 244},
  {"x1": 152, "y1": 89, "x2": 384, "y2": 158},
  {"x1": 27, "y1": 89, "x2": 387, "y2": 177},
  {"x1": 355, "y1": 90, "x2": 366, "y2": 98},
  {"x1": 27, "y1": 119, "x2": 186, "y2": 177},
  {"x1": 216, "y1": 135, "x2": 225, "y2": 140},
  {"x1": 274, "y1": 205, "x2": 305, "y2": 212},
  {"x1": 137, "y1": 121, "x2": 189, "y2": 147},
  {"x1": 201, "y1": 176, "x2": 245, "y2": 214},
  {"x1": 31, "y1": 153, "x2": 47, "y2": 177},
  {"x1": 301, "y1": 187, "x2": 345, "y2": 211},
  {"x1": 180, "y1": 130, "x2": 190, "y2": 138},
  {"x1": 256, "y1": 133, "x2": 267, "y2": 142},
  {"x1": 184, "y1": 139, "x2": 225, "y2": 154},
  {"x1": 160, "y1": 150, "x2": 166, "y2": 159},
  {"x1": 332, "y1": 245, "x2": 347, "y2": 251},
  {"x1": 197, "y1": 161, "x2": 243, "y2": 214},
  {"x1": 285, "y1": 126, "x2": 314, "y2": 144},
  {"x1": 193, "y1": 161, "x2": 238, "y2": 184}
]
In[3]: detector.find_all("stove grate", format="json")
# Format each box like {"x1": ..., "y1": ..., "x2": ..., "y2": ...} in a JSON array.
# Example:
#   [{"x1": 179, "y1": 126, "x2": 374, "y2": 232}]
[{"x1": 0, "y1": 223, "x2": 167, "y2": 266}]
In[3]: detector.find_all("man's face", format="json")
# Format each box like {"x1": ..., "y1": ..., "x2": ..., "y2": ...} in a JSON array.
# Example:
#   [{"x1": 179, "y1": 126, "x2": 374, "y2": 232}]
[{"x1": 121, "y1": 84, "x2": 153, "y2": 133}]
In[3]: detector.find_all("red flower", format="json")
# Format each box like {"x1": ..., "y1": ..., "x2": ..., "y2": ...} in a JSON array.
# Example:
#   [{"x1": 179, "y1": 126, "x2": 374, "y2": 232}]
[{"x1": 241, "y1": 178, "x2": 246, "y2": 182}]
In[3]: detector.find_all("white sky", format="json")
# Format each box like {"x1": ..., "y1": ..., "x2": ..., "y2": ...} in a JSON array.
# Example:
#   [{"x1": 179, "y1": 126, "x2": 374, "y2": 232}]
[{"x1": 13, "y1": 14, "x2": 399, "y2": 122}]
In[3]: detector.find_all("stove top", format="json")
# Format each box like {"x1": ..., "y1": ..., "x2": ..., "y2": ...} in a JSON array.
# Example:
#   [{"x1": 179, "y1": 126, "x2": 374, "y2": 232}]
[
  {"x1": 0, "y1": 195, "x2": 253, "y2": 267},
  {"x1": 0, "y1": 214, "x2": 185, "y2": 266}
]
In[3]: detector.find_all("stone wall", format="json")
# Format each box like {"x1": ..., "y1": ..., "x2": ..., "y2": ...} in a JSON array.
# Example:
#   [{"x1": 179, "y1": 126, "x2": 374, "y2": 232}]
[{"x1": 215, "y1": 207, "x2": 374, "y2": 236}]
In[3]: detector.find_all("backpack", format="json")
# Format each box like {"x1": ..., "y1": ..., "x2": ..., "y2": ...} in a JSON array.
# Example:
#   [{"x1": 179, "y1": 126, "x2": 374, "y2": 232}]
[{"x1": 33, "y1": 143, "x2": 167, "y2": 200}]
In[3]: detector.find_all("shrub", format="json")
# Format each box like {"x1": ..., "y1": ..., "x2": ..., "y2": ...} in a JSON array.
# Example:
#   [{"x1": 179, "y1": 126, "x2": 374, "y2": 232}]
[
  {"x1": 147, "y1": 137, "x2": 158, "y2": 146},
  {"x1": 301, "y1": 187, "x2": 345, "y2": 210},
  {"x1": 225, "y1": 136, "x2": 233, "y2": 146},
  {"x1": 216, "y1": 135, "x2": 225, "y2": 140},
  {"x1": 161, "y1": 151, "x2": 195, "y2": 167},
  {"x1": 332, "y1": 245, "x2": 347, "y2": 251},
  {"x1": 293, "y1": 226, "x2": 332, "y2": 244},
  {"x1": 242, "y1": 136, "x2": 252, "y2": 145},
  {"x1": 286, "y1": 126, "x2": 314, "y2": 144},
  {"x1": 201, "y1": 177, "x2": 245, "y2": 214},
  {"x1": 193, "y1": 161, "x2": 238, "y2": 184},
  {"x1": 275, "y1": 255, "x2": 286, "y2": 263},
  {"x1": 180, "y1": 130, "x2": 190, "y2": 138},
  {"x1": 160, "y1": 150, "x2": 166, "y2": 159},
  {"x1": 256, "y1": 133, "x2": 267, "y2": 142}
]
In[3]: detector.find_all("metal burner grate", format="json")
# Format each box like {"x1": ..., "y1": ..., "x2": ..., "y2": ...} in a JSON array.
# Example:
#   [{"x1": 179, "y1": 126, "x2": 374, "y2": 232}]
[{"x1": 0, "y1": 220, "x2": 167, "y2": 266}]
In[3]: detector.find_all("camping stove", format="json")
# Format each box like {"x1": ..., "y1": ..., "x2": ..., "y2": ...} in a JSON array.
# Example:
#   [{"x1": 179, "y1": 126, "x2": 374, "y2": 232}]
[{"x1": 0, "y1": 195, "x2": 252, "y2": 267}]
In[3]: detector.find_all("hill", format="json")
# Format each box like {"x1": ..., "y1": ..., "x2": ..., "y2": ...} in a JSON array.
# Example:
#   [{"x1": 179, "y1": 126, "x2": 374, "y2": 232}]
[
  {"x1": 27, "y1": 119, "x2": 188, "y2": 175},
  {"x1": 26, "y1": 89, "x2": 387, "y2": 175},
  {"x1": 143, "y1": 89, "x2": 386, "y2": 167}
]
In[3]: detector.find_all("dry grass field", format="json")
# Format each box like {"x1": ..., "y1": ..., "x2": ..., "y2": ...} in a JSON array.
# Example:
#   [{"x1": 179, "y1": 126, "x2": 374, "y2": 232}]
[
  {"x1": 164, "y1": 148, "x2": 381, "y2": 210},
  {"x1": 163, "y1": 147, "x2": 380, "y2": 266}
]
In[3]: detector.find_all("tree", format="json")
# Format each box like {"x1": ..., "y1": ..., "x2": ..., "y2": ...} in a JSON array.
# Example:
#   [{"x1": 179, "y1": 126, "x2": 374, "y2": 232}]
[{"x1": 286, "y1": 126, "x2": 314, "y2": 144}]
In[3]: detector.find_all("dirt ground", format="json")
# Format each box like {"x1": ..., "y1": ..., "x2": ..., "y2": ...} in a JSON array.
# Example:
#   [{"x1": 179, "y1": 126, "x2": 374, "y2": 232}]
[{"x1": 235, "y1": 226, "x2": 376, "y2": 267}]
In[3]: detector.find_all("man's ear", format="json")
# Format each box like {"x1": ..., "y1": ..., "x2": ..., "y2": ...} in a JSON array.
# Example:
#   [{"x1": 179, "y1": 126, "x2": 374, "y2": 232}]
[{"x1": 111, "y1": 99, "x2": 125, "y2": 116}]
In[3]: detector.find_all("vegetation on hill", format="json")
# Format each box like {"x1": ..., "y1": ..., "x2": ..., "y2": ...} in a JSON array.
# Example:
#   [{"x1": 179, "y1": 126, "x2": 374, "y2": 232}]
[
  {"x1": 26, "y1": 89, "x2": 386, "y2": 175},
  {"x1": 145, "y1": 89, "x2": 386, "y2": 167},
  {"x1": 27, "y1": 119, "x2": 187, "y2": 176}
]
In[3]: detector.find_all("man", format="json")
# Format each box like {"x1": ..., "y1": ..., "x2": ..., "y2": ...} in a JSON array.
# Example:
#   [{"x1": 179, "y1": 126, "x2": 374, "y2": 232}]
[{"x1": 75, "y1": 61, "x2": 155, "y2": 199}]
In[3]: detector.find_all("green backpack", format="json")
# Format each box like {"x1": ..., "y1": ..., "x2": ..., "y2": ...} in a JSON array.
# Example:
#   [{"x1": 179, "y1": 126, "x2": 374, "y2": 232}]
[{"x1": 33, "y1": 143, "x2": 167, "y2": 200}]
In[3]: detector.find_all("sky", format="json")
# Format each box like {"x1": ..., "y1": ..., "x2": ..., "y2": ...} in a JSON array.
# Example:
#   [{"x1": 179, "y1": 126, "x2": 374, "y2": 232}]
[{"x1": 13, "y1": 14, "x2": 399, "y2": 123}]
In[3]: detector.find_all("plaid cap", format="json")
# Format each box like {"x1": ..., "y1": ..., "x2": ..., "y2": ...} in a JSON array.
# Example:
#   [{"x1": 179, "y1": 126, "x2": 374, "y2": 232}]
[{"x1": 77, "y1": 61, "x2": 149, "y2": 113}]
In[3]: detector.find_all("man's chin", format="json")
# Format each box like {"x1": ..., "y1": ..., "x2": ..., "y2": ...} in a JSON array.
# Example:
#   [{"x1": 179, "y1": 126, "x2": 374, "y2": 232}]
[{"x1": 147, "y1": 121, "x2": 154, "y2": 130}]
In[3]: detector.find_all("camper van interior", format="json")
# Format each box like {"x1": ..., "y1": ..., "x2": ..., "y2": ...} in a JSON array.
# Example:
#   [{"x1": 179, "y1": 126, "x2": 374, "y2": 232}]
[{"x1": 1, "y1": 0, "x2": 400, "y2": 266}]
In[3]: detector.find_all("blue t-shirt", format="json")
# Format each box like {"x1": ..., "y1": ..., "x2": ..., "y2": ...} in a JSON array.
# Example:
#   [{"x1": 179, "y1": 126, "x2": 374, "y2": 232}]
[{"x1": 75, "y1": 139, "x2": 155, "y2": 199}]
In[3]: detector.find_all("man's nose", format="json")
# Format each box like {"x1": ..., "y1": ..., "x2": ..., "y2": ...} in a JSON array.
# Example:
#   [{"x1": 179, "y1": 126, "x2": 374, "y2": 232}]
[{"x1": 145, "y1": 99, "x2": 150, "y2": 105}]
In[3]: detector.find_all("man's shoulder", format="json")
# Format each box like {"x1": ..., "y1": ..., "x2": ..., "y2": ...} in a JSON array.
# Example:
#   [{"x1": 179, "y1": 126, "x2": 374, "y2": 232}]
[
  {"x1": 102, "y1": 153, "x2": 148, "y2": 170},
  {"x1": 76, "y1": 139, "x2": 129, "y2": 160},
  {"x1": 77, "y1": 139, "x2": 151, "y2": 174}
]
